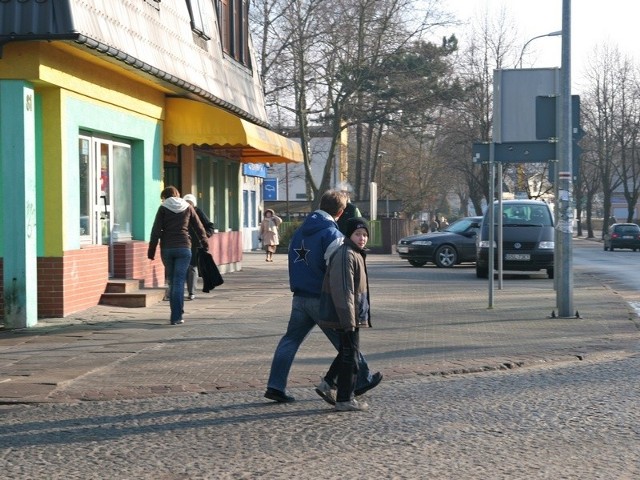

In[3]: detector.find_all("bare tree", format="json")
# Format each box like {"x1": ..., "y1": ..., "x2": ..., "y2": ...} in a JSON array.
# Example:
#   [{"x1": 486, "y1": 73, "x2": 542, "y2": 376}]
[
  {"x1": 574, "y1": 133, "x2": 601, "y2": 238},
  {"x1": 251, "y1": 0, "x2": 457, "y2": 208},
  {"x1": 582, "y1": 44, "x2": 628, "y2": 236},
  {"x1": 609, "y1": 54, "x2": 640, "y2": 223},
  {"x1": 434, "y1": 5, "x2": 521, "y2": 214}
]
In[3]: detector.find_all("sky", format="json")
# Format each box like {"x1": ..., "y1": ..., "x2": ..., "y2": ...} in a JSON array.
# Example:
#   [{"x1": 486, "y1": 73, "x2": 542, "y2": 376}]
[{"x1": 437, "y1": 0, "x2": 640, "y2": 94}]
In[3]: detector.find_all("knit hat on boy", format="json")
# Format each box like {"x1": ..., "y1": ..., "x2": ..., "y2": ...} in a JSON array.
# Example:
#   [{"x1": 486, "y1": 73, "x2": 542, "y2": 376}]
[{"x1": 345, "y1": 217, "x2": 369, "y2": 238}]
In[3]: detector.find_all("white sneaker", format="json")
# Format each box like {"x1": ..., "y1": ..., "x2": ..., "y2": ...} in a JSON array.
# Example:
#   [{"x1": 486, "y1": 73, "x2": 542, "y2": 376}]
[
  {"x1": 335, "y1": 399, "x2": 368, "y2": 412},
  {"x1": 188, "y1": 294, "x2": 196, "y2": 300},
  {"x1": 314, "y1": 379, "x2": 336, "y2": 405}
]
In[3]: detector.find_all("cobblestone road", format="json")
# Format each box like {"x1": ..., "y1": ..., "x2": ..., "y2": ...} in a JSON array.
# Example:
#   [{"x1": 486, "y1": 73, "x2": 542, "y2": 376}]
[
  {"x1": 1, "y1": 354, "x2": 638, "y2": 479},
  {"x1": 1, "y1": 243, "x2": 639, "y2": 478}
]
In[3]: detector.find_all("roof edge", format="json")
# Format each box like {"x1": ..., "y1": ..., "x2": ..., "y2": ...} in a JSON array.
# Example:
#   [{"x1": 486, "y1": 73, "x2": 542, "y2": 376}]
[{"x1": 0, "y1": 33, "x2": 271, "y2": 130}]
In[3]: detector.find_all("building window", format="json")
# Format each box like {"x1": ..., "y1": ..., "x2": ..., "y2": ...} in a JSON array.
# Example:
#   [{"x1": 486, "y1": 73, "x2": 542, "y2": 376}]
[
  {"x1": 186, "y1": 0, "x2": 211, "y2": 40},
  {"x1": 216, "y1": 0, "x2": 250, "y2": 67},
  {"x1": 144, "y1": 0, "x2": 161, "y2": 11},
  {"x1": 242, "y1": 189, "x2": 257, "y2": 228}
]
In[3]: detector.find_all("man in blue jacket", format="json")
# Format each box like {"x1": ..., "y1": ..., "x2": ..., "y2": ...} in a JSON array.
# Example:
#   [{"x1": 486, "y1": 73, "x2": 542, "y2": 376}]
[{"x1": 264, "y1": 190, "x2": 382, "y2": 403}]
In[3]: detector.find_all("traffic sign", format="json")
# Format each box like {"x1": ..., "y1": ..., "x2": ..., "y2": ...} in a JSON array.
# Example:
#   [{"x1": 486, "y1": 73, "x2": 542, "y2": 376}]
[
  {"x1": 263, "y1": 178, "x2": 278, "y2": 200},
  {"x1": 472, "y1": 141, "x2": 556, "y2": 163},
  {"x1": 536, "y1": 95, "x2": 583, "y2": 140}
]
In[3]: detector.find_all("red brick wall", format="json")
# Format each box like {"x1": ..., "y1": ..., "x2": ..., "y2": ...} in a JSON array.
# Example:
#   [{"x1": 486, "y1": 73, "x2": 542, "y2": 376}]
[
  {"x1": 141, "y1": 232, "x2": 242, "y2": 286},
  {"x1": 113, "y1": 240, "x2": 166, "y2": 287},
  {"x1": 0, "y1": 235, "x2": 243, "y2": 319},
  {"x1": 211, "y1": 231, "x2": 242, "y2": 266},
  {"x1": 0, "y1": 246, "x2": 108, "y2": 318},
  {"x1": 37, "y1": 245, "x2": 109, "y2": 317}
]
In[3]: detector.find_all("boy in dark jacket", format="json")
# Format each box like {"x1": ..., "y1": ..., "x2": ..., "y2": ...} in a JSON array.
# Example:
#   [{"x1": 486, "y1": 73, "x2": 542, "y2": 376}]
[
  {"x1": 318, "y1": 217, "x2": 373, "y2": 411},
  {"x1": 264, "y1": 190, "x2": 382, "y2": 403}
]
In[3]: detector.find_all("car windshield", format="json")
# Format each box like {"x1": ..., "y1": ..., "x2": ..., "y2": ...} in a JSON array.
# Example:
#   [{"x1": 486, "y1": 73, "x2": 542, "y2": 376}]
[
  {"x1": 493, "y1": 204, "x2": 552, "y2": 226},
  {"x1": 445, "y1": 218, "x2": 475, "y2": 233}
]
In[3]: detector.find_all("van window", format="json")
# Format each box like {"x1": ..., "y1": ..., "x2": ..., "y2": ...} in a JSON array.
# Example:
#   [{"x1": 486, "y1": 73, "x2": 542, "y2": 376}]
[{"x1": 493, "y1": 204, "x2": 553, "y2": 226}]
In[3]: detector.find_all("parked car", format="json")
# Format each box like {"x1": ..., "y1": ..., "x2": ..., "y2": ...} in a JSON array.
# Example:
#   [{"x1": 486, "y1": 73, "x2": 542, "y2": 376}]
[
  {"x1": 476, "y1": 200, "x2": 555, "y2": 279},
  {"x1": 603, "y1": 223, "x2": 640, "y2": 251},
  {"x1": 397, "y1": 216, "x2": 482, "y2": 268}
]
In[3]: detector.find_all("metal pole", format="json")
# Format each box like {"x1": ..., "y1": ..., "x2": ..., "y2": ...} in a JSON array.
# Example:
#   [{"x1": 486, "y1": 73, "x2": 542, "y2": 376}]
[
  {"x1": 557, "y1": 0, "x2": 573, "y2": 316},
  {"x1": 497, "y1": 161, "x2": 503, "y2": 290},
  {"x1": 285, "y1": 163, "x2": 290, "y2": 221},
  {"x1": 488, "y1": 143, "x2": 495, "y2": 308}
]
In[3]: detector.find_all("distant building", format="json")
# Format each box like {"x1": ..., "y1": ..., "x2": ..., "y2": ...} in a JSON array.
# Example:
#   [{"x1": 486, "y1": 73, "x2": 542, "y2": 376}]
[{"x1": 267, "y1": 126, "x2": 348, "y2": 202}]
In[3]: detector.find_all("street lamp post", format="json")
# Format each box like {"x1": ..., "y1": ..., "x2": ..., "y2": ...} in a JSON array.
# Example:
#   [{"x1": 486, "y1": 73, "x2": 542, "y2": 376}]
[
  {"x1": 557, "y1": 0, "x2": 573, "y2": 317},
  {"x1": 518, "y1": 30, "x2": 562, "y2": 68}
]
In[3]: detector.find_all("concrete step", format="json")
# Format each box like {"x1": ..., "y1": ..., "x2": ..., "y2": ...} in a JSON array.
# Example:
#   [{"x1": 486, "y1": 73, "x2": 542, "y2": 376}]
[
  {"x1": 104, "y1": 279, "x2": 144, "y2": 294},
  {"x1": 100, "y1": 288, "x2": 166, "y2": 308}
]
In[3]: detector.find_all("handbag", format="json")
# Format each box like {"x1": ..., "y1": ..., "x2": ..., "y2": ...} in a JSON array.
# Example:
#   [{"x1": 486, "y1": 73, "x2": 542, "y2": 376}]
[{"x1": 198, "y1": 251, "x2": 224, "y2": 292}]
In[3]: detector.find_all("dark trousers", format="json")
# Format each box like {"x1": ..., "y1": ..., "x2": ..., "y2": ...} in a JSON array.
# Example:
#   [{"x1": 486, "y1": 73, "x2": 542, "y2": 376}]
[{"x1": 326, "y1": 329, "x2": 360, "y2": 402}]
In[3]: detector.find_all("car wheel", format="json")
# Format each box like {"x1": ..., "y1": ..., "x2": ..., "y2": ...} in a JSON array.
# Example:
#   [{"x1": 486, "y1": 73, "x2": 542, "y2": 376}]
[
  {"x1": 476, "y1": 266, "x2": 488, "y2": 278},
  {"x1": 610, "y1": 246, "x2": 615, "y2": 252},
  {"x1": 604, "y1": 244, "x2": 608, "y2": 251},
  {"x1": 434, "y1": 245, "x2": 457, "y2": 268},
  {"x1": 408, "y1": 259, "x2": 427, "y2": 267},
  {"x1": 547, "y1": 268, "x2": 554, "y2": 279}
]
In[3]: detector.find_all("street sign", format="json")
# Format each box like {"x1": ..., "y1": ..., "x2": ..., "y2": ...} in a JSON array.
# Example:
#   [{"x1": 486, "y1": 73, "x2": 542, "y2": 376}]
[
  {"x1": 472, "y1": 141, "x2": 556, "y2": 163},
  {"x1": 263, "y1": 177, "x2": 278, "y2": 200},
  {"x1": 536, "y1": 95, "x2": 582, "y2": 140},
  {"x1": 494, "y1": 68, "x2": 560, "y2": 143}
]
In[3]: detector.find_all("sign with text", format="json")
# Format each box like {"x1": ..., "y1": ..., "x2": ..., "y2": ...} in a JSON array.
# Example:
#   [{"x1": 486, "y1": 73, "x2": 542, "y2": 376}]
[{"x1": 243, "y1": 163, "x2": 267, "y2": 178}]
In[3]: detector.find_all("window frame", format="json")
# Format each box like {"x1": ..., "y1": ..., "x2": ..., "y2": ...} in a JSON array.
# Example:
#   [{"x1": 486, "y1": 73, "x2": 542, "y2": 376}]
[
  {"x1": 186, "y1": 0, "x2": 212, "y2": 41},
  {"x1": 216, "y1": 0, "x2": 250, "y2": 67}
]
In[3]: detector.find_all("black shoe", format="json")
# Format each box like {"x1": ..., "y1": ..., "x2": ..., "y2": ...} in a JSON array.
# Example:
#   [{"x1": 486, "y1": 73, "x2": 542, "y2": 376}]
[
  {"x1": 264, "y1": 388, "x2": 295, "y2": 403},
  {"x1": 355, "y1": 372, "x2": 383, "y2": 396}
]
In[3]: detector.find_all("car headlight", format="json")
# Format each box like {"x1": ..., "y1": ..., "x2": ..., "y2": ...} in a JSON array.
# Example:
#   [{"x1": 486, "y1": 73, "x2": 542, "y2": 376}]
[
  {"x1": 538, "y1": 241, "x2": 555, "y2": 249},
  {"x1": 413, "y1": 240, "x2": 432, "y2": 246},
  {"x1": 478, "y1": 240, "x2": 495, "y2": 248}
]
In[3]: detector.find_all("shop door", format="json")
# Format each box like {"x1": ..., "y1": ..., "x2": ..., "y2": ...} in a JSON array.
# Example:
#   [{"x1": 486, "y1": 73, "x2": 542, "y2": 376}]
[{"x1": 79, "y1": 135, "x2": 132, "y2": 277}]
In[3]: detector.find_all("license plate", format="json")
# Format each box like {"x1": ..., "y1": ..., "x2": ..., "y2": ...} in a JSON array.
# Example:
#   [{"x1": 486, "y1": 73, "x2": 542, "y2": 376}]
[
  {"x1": 622, "y1": 235, "x2": 633, "y2": 239},
  {"x1": 505, "y1": 253, "x2": 530, "y2": 261},
  {"x1": 397, "y1": 246, "x2": 408, "y2": 253}
]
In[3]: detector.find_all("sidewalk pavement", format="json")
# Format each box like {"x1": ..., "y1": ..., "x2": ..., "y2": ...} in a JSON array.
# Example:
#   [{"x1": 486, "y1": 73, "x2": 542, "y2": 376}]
[{"x1": 1, "y1": 239, "x2": 638, "y2": 405}]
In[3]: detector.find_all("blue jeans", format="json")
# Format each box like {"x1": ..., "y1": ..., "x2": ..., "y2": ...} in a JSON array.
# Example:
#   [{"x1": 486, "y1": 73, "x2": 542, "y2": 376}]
[
  {"x1": 267, "y1": 295, "x2": 373, "y2": 392},
  {"x1": 161, "y1": 247, "x2": 192, "y2": 323}
]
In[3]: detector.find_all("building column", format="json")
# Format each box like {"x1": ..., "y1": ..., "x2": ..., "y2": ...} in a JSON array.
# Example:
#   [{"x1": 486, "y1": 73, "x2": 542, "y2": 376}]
[{"x1": 0, "y1": 80, "x2": 38, "y2": 328}]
